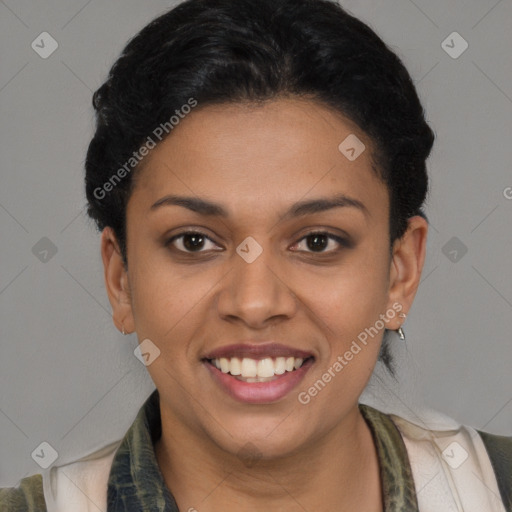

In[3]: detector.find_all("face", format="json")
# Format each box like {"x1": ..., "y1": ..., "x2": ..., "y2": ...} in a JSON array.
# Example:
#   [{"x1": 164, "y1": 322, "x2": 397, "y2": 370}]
[{"x1": 103, "y1": 97, "x2": 427, "y2": 461}]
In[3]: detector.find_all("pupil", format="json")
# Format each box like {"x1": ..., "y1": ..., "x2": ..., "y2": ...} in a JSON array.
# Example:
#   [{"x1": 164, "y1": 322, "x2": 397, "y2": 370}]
[
  {"x1": 184, "y1": 233, "x2": 204, "y2": 251},
  {"x1": 307, "y1": 234, "x2": 327, "y2": 251}
]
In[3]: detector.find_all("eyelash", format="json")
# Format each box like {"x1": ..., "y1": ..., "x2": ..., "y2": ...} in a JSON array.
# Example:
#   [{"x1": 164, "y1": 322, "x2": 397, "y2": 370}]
[{"x1": 165, "y1": 230, "x2": 351, "y2": 256}]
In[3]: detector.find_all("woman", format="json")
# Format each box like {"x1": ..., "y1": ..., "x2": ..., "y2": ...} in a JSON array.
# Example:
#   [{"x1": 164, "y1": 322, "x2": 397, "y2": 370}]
[{"x1": 1, "y1": 0, "x2": 511, "y2": 510}]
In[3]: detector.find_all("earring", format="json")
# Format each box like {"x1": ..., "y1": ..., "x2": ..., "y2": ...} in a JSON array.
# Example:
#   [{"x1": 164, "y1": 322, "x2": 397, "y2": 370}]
[
  {"x1": 396, "y1": 312, "x2": 407, "y2": 341},
  {"x1": 121, "y1": 322, "x2": 126, "y2": 336}
]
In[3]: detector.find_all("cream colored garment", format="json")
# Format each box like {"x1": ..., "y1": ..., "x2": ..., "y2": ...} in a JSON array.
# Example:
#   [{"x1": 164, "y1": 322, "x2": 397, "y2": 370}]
[
  {"x1": 43, "y1": 440, "x2": 120, "y2": 512},
  {"x1": 41, "y1": 414, "x2": 507, "y2": 512},
  {"x1": 391, "y1": 414, "x2": 507, "y2": 512}
]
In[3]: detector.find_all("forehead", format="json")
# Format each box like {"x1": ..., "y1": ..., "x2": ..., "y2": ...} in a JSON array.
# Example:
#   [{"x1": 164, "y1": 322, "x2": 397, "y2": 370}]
[{"x1": 130, "y1": 97, "x2": 388, "y2": 219}]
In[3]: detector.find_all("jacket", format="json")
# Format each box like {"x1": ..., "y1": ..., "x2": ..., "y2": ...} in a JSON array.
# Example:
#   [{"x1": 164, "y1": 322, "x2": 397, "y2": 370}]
[{"x1": 1, "y1": 389, "x2": 511, "y2": 511}]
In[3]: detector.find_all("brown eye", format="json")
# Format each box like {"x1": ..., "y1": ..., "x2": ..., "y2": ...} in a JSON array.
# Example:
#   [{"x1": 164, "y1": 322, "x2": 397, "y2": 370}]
[
  {"x1": 167, "y1": 231, "x2": 219, "y2": 253},
  {"x1": 292, "y1": 231, "x2": 350, "y2": 253}
]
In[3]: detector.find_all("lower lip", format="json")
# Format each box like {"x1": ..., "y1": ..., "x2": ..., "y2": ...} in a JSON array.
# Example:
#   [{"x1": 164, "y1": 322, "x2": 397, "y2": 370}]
[{"x1": 204, "y1": 358, "x2": 314, "y2": 404}]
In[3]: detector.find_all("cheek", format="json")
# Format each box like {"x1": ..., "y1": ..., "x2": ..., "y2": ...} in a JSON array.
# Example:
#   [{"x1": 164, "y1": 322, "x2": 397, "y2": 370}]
[
  {"x1": 128, "y1": 256, "x2": 206, "y2": 348},
  {"x1": 301, "y1": 249, "x2": 390, "y2": 389},
  {"x1": 309, "y1": 248, "x2": 389, "y2": 331}
]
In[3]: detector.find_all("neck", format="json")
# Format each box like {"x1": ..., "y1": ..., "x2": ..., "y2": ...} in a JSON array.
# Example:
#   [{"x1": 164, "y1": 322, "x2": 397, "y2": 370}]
[{"x1": 155, "y1": 405, "x2": 383, "y2": 512}]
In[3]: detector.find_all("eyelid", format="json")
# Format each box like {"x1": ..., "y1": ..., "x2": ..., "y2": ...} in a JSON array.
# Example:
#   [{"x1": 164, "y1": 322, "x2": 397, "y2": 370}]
[
  {"x1": 166, "y1": 228, "x2": 352, "y2": 254},
  {"x1": 166, "y1": 230, "x2": 222, "y2": 252},
  {"x1": 292, "y1": 230, "x2": 352, "y2": 252}
]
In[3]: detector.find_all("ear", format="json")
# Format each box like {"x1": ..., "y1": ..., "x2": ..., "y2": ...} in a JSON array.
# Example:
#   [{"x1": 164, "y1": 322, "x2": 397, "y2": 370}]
[
  {"x1": 385, "y1": 216, "x2": 428, "y2": 329},
  {"x1": 100, "y1": 227, "x2": 135, "y2": 335}
]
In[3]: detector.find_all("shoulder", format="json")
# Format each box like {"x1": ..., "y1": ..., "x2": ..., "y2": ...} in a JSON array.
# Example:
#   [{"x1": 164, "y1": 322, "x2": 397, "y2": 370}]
[
  {"x1": 0, "y1": 473, "x2": 47, "y2": 512},
  {"x1": 477, "y1": 429, "x2": 512, "y2": 511},
  {"x1": 477, "y1": 429, "x2": 512, "y2": 460},
  {"x1": 375, "y1": 406, "x2": 512, "y2": 511}
]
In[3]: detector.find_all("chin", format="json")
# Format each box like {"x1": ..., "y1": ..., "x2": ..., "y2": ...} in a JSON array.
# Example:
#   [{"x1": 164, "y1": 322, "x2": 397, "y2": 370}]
[{"x1": 204, "y1": 413, "x2": 314, "y2": 462}]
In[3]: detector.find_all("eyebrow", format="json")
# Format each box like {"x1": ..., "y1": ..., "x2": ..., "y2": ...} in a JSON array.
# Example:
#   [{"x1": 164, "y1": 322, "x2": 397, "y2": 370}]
[{"x1": 150, "y1": 193, "x2": 369, "y2": 220}]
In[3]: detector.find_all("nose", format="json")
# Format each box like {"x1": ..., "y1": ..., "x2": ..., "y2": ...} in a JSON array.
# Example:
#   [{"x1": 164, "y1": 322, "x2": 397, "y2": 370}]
[{"x1": 216, "y1": 242, "x2": 298, "y2": 329}]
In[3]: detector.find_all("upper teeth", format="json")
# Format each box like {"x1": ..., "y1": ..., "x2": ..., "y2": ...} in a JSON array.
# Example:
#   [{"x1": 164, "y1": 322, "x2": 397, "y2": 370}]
[{"x1": 212, "y1": 357, "x2": 304, "y2": 378}]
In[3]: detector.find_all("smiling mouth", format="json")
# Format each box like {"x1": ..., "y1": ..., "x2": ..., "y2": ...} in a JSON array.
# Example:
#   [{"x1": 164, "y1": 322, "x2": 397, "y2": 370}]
[{"x1": 205, "y1": 356, "x2": 314, "y2": 383}]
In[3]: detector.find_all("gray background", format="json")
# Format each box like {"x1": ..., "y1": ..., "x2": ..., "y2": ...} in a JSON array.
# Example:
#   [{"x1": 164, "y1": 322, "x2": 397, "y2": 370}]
[{"x1": 1, "y1": 0, "x2": 511, "y2": 486}]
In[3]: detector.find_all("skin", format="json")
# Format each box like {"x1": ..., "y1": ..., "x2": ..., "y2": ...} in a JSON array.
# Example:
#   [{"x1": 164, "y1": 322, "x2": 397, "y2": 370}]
[{"x1": 101, "y1": 97, "x2": 427, "y2": 511}]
